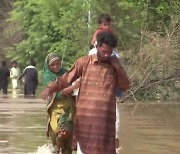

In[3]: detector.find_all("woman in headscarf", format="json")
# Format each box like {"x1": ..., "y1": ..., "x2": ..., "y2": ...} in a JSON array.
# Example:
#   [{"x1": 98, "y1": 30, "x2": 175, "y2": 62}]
[{"x1": 43, "y1": 53, "x2": 79, "y2": 154}]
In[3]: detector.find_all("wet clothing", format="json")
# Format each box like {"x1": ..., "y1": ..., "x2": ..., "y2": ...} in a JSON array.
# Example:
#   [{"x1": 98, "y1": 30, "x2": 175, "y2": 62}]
[
  {"x1": 49, "y1": 54, "x2": 129, "y2": 154},
  {"x1": 19, "y1": 65, "x2": 38, "y2": 96},
  {"x1": 43, "y1": 53, "x2": 76, "y2": 153},
  {"x1": 0, "y1": 66, "x2": 10, "y2": 94}
]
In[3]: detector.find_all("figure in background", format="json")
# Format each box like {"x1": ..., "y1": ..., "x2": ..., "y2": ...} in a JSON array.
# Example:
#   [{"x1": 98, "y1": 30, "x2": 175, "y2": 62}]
[
  {"x1": 18, "y1": 60, "x2": 38, "y2": 97},
  {"x1": 10, "y1": 60, "x2": 21, "y2": 98},
  {"x1": 43, "y1": 53, "x2": 79, "y2": 154},
  {"x1": 10, "y1": 60, "x2": 21, "y2": 89},
  {"x1": 0, "y1": 60, "x2": 10, "y2": 95},
  {"x1": 41, "y1": 32, "x2": 130, "y2": 154}
]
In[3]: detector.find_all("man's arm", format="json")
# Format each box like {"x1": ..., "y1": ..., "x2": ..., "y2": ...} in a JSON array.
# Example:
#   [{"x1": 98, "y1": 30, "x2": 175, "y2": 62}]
[
  {"x1": 41, "y1": 57, "x2": 83, "y2": 100},
  {"x1": 18, "y1": 69, "x2": 26, "y2": 81},
  {"x1": 110, "y1": 56, "x2": 130, "y2": 92}
]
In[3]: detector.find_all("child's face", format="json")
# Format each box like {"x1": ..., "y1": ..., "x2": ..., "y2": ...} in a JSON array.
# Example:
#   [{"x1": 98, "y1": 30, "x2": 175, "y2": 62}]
[
  {"x1": 12, "y1": 63, "x2": 17, "y2": 68},
  {"x1": 49, "y1": 59, "x2": 61, "y2": 73},
  {"x1": 99, "y1": 21, "x2": 111, "y2": 31}
]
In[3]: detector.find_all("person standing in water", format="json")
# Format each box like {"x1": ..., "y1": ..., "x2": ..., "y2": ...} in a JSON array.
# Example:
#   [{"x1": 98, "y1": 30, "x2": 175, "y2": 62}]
[
  {"x1": 10, "y1": 60, "x2": 21, "y2": 98},
  {"x1": 10, "y1": 60, "x2": 21, "y2": 89},
  {"x1": 43, "y1": 53, "x2": 79, "y2": 154},
  {"x1": 18, "y1": 60, "x2": 38, "y2": 97},
  {"x1": 0, "y1": 60, "x2": 10, "y2": 95},
  {"x1": 41, "y1": 32, "x2": 130, "y2": 154}
]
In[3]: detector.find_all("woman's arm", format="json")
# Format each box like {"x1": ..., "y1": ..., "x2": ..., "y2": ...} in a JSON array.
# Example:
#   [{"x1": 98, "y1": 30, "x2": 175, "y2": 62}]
[
  {"x1": 41, "y1": 57, "x2": 83, "y2": 100},
  {"x1": 61, "y1": 80, "x2": 80, "y2": 96}
]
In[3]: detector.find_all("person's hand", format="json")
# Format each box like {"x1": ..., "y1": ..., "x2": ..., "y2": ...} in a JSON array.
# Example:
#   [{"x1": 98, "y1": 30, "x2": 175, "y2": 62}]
[
  {"x1": 40, "y1": 88, "x2": 52, "y2": 100},
  {"x1": 110, "y1": 56, "x2": 121, "y2": 69},
  {"x1": 61, "y1": 88, "x2": 71, "y2": 96}
]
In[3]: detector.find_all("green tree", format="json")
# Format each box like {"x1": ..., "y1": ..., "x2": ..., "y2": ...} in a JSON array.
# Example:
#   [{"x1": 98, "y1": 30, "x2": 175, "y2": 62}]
[
  {"x1": 7, "y1": 0, "x2": 91, "y2": 69},
  {"x1": 3, "y1": 0, "x2": 179, "y2": 101}
]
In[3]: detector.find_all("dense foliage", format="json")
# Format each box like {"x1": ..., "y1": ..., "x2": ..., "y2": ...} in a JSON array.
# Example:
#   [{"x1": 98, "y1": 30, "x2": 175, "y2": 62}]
[
  {"x1": 0, "y1": 0, "x2": 179, "y2": 101},
  {"x1": 6, "y1": 0, "x2": 91, "y2": 68}
]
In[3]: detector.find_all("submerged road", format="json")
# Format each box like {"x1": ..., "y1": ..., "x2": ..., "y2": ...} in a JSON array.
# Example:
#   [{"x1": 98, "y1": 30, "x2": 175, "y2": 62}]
[{"x1": 0, "y1": 96, "x2": 45, "y2": 109}]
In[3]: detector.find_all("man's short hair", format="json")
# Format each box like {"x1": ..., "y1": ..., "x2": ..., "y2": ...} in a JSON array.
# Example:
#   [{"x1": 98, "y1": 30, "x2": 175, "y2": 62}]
[
  {"x1": 30, "y1": 59, "x2": 36, "y2": 66},
  {"x1": 98, "y1": 13, "x2": 111, "y2": 24},
  {"x1": 96, "y1": 31, "x2": 117, "y2": 48}
]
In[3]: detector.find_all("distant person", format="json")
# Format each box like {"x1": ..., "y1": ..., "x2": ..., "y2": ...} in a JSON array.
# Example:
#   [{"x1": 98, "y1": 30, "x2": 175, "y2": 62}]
[
  {"x1": 18, "y1": 60, "x2": 38, "y2": 97},
  {"x1": 0, "y1": 60, "x2": 10, "y2": 95},
  {"x1": 10, "y1": 60, "x2": 21, "y2": 89},
  {"x1": 43, "y1": 53, "x2": 79, "y2": 154}
]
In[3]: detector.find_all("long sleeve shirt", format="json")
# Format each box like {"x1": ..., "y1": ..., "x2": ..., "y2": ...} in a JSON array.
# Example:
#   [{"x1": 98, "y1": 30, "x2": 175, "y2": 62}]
[{"x1": 48, "y1": 54, "x2": 129, "y2": 154}]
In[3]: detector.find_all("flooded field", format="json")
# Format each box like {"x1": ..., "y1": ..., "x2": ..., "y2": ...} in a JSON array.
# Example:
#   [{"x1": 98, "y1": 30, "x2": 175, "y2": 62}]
[
  {"x1": 0, "y1": 96, "x2": 180, "y2": 154},
  {"x1": 118, "y1": 103, "x2": 180, "y2": 154},
  {"x1": 0, "y1": 103, "x2": 46, "y2": 153}
]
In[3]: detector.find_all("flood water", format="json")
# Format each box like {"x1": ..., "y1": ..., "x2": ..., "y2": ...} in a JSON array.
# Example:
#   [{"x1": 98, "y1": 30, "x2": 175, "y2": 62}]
[
  {"x1": 0, "y1": 96, "x2": 180, "y2": 154},
  {"x1": 118, "y1": 103, "x2": 180, "y2": 154}
]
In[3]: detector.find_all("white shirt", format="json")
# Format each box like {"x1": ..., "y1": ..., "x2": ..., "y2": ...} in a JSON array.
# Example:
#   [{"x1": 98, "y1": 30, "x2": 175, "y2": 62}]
[
  {"x1": 10, "y1": 67, "x2": 20, "y2": 79},
  {"x1": 88, "y1": 47, "x2": 120, "y2": 58}
]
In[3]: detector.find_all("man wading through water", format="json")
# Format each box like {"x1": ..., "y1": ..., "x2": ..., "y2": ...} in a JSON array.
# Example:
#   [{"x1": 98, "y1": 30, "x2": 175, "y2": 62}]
[{"x1": 41, "y1": 31, "x2": 130, "y2": 154}]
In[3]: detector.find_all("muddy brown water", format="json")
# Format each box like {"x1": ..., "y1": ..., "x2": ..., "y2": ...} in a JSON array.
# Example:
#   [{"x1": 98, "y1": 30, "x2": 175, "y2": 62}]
[{"x1": 0, "y1": 96, "x2": 179, "y2": 154}]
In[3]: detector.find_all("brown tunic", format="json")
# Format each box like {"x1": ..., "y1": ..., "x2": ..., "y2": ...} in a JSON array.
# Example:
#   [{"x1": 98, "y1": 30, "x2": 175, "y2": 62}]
[{"x1": 51, "y1": 54, "x2": 129, "y2": 154}]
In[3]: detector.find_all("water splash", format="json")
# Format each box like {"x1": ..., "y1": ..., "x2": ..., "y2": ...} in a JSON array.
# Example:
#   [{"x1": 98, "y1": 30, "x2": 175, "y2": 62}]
[{"x1": 28, "y1": 144, "x2": 55, "y2": 154}]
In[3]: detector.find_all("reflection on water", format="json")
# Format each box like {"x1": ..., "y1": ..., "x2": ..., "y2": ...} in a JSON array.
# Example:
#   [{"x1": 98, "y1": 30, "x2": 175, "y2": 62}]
[
  {"x1": 0, "y1": 101, "x2": 179, "y2": 154},
  {"x1": 0, "y1": 108, "x2": 47, "y2": 154},
  {"x1": 119, "y1": 103, "x2": 180, "y2": 154}
]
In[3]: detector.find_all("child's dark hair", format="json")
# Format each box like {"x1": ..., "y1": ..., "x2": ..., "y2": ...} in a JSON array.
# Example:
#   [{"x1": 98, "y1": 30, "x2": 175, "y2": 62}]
[
  {"x1": 11, "y1": 60, "x2": 17, "y2": 65},
  {"x1": 97, "y1": 31, "x2": 117, "y2": 48},
  {"x1": 98, "y1": 13, "x2": 111, "y2": 24}
]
